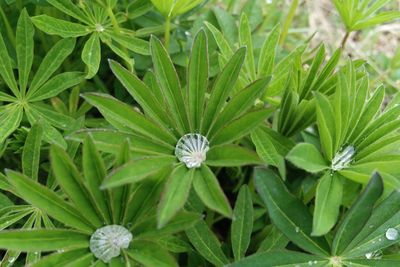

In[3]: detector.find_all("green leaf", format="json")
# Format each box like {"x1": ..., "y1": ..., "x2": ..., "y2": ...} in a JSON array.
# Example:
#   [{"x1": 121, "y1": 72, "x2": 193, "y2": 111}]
[
  {"x1": 209, "y1": 77, "x2": 271, "y2": 138},
  {"x1": 0, "y1": 229, "x2": 88, "y2": 252},
  {"x1": 251, "y1": 128, "x2": 282, "y2": 168},
  {"x1": 16, "y1": 9, "x2": 34, "y2": 95},
  {"x1": 204, "y1": 21, "x2": 233, "y2": 57},
  {"x1": 102, "y1": 156, "x2": 176, "y2": 188},
  {"x1": 28, "y1": 72, "x2": 85, "y2": 101},
  {"x1": 50, "y1": 146, "x2": 103, "y2": 228},
  {"x1": 29, "y1": 38, "x2": 76, "y2": 94},
  {"x1": 47, "y1": 0, "x2": 91, "y2": 24},
  {"x1": 82, "y1": 33, "x2": 101, "y2": 79},
  {"x1": 315, "y1": 92, "x2": 335, "y2": 160},
  {"x1": 82, "y1": 93, "x2": 177, "y2": 146},
  {"x1": 239, "y1": 13, "x2": 256, "y2": 81},
  {"x1": 31, "y1": 249, "x2": 89, "y2": 267},
  {"x1": 231, "y1": 185, "x2": 253, "y2": 261},
  {"x1": 253, "y1": 167, "x2": 330, "y2": 256},
  {"x1": 257, "y1": 225, "x2": 289, "y2": 253},
  {"x1": 228, "y1": 251, "x2": 327, "y2": 267},
  {"x1": 286, "y1": 143, "x2": 329, "y2": 173},
  {"x1": 127, "y1": 241, "x2": 178, "y2": 267},
  {"x1": 31, "y1": 15, "x2": 90, "y2": 38},
  {"x1": 192, "y1": 165, "x2": 232, "y2": 217},
  {"x1": 108, "y1": 32, "x2": 150, "y2": 55},
  {"x1": 343, "y1": 190, "x2": 400, "y2": 258},
  {"x1": 206, "y1": 144, "x2": 261, "y2": 166},
  {"x1": 188, "y1": 29, "x2": 208, "y2": 131},
  {"x1": 0, "y1": 105, "x2": 23, "y2": 144},
  {"x1": 186, "y1": 220, "x2": 229, "y2": 267},
  {"x1": 22, "y1": 122, "x2": 43, "y2": 181},
  {"x1": 258, "y1": 25, "x2": 280, "y2": 78},
  {"x1": 82, "y1": 135, "x2": 111, "y2": 225},
  {"x1": 150, "y1": 36, "x2": 189, "y2": 133},
  {"x1": 312, "y1": 172, "x2": 343, "y2": 236},
  {"x1": 157, "y1": 165, "x2": 194, "y2": 228},
  {"x1": 332, "y1": 173, "x2": 383, "y2": 255},
  {"x1": 0, "y1": 28, "x2": 19, "y2": 97},
  {"x1": 211, "y1": 109, "x2": 271, "y2": 146},
  {"x1": 109, "y1": 60, "x2": 173, "y2": 133},
  {"x1": 5, "y1": 170, "x2": 93, "y2": 233},
  {"x1": 202, "y1": 47, "x2": 246, "y2": 133}
]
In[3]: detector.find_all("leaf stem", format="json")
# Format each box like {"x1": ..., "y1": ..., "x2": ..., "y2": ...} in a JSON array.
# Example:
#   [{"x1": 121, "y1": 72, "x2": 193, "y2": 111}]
[
  {"x1": 107, "y1": 6, "x2": 121, "y2": 34},
  {"x1": 164, "y1": 17, "x2": 171, "y2": 51},
  {"x1": 340, "y1": 32, "x2": 350, "y2": 49},
  {"x1": 279, "y1": 0, "x2": 299, "y2": 46}
]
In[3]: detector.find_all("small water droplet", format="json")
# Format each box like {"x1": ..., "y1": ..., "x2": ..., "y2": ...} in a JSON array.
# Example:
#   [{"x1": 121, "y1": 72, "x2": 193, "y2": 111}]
[
  {"x1": 95, "y1": 23, "x2": 105, "y2": 32},
  {"x1": 365, "y1": 250, "x2": 382, "y2": 260},
  {"x1": 295, "y1": 227, "x2": 300, "y2": 233},
  {"x1": 385, "y1": 228, "x2": 398, "y2": 240},
  {"x1": 8, "y1": 257, "x2": 15, "y2": 263},
  {"x1": 331, "y1": 145, "x2": 355, "y2": 171},
  {"x1": 308, "y1": 260, "x2": 313, "y2": 266},
  {"x1": 313, "y1": 261, "x2": 317, "y2": 264}
]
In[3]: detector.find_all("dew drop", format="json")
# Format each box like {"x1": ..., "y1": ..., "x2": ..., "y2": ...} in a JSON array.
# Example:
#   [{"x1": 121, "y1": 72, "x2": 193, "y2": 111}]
[
  {"x1": 175, "y1": 133, "x2": 209, "y2": 169},
  {"x1": 295, "y1": 227, "x2": 300, "y2": 233},
  {"x1": 95, "y1": 23, "x2": 105, "y2": 32},
  {"x1": 365, "y1": 250, "x2": 382, "y2": 260},
  {"x1": 8, "y1": 257, "x2": 15, "y2": 263},
  {"x1": 90, "y1": 225, "x2": 132, "y2": 263},
  {"x1": 308, "y1": 260, "x2": 313, "y2": 266},
  {"x1": 385, "y1": 228, "x2": 398, "y2": 241}
]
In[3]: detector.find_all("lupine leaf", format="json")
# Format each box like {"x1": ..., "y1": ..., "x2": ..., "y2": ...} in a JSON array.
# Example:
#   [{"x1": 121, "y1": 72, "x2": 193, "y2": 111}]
[
  {"x1": 31, "y1": 15, "x2": 90, "y2": 38},
  {"x1": 82, "y1": 33, "x2": 101, "y2": 79},
  {"x1": 22, "y1": 122, "x2": 43, "y2": 181}
]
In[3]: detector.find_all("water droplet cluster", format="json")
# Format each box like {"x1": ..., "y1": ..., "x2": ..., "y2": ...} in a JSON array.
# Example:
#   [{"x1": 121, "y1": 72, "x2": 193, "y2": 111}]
[
  {"x1": 331, "y1": 145, "x2": 355, "y2": 171},
  {"x1": 175, "y1": 133, "x2": 209, "y2": 168},
  {"x1": 90, "y1": 225, "x2": 132, "y2": 263}
]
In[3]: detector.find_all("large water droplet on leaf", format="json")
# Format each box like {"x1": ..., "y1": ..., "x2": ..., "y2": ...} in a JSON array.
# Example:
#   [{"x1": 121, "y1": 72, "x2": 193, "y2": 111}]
[
  {"x1": 331, "y1": 145, "x2": 355, "y2": 171},
  {"x1": 385, "y1": 228, "x2": 398, "y2": 241},
  {"x1": 175, "y1": 133, "x2": 209, "y2": 168},
  {"x1": 90, "y1": 225, "x2": 132, "y2": 263}
]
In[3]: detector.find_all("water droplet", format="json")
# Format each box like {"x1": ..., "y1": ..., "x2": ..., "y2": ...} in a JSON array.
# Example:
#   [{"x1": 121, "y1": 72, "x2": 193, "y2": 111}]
[
  {"x1": 175, "y1": 133, "x2": 209, "y2": 169},
  {"x1": 295, "y1": 227, "x2": 300, "y2": 233},
  {"x1": 365, "y1": 250, "x2": 382, "y2": 260},
  {"x1": 385, "y1": 228, "x2": 398, "y2": 241},
  {"x1": 8, "y1": 257, "x2": 15, "y2": 263},
  {"x1": 308, "y1": 260, "x2": 313, "y2": 266},
  {"x1": 313, "y1": 261, "x2": 317, "y2": 264},
  {"x1": 369, "y1": 225, "x2": 374, "y2": 228},
  {"x1": 266, "y1": 0, "x2": 273, "y2": 4},
  {"x1": 331, "y1": 145, "x2": 355, "y2": 171},
  {"x1": 90, "y1": 225, "x2": 132, "y2": 263},
  {"x1": 95, "y1": 23, "x2": 105, "y2": 32},
  {"x1": 57, "y1": 249, "x2": 65, "y2": 253}
]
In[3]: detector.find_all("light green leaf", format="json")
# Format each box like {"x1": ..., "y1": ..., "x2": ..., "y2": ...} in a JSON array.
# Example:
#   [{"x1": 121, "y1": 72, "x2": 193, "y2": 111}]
[
  {"x1": 29, "y1": 38, "x2": 76, "y2": 94},
  {"x1": 50, "y1": 146, "x2": 103, "y2": 228},
  {"x1": 5, "y1": 170, "x2": 93, "y2": 233},
  {"x1": 193, "y1": 165, "x2": 232, "y2": 217},
  {"x1": 16, "y1": 8, "x2": 34, "y2": 95},
  {"x1": 315, "y1": 92, "x2": 335, "y2": 160},
  {"x1": 82, "y1": 135, "x2": 111, "y2": 225},
  {"x1": 82, "y1": 33, "x2": 101, "y2": 79},
  {"x1": 31, "y1": 249, "x2": 89, "y2": 267},
  {"x1": 312, "y1": 172, "x2": 343, "y2": 236},
  {"x1": 258, "y1": 25, "x2": 280, "y2": 78},
  {"x1": 286, "y1": 143, "x2": 329, "y2": 173},
  {"x1": 202, "y1": 47, "x2": 246, "y2": 132},
  {"x1": 31, "y1": 15, "x2": 90, "y2": 38},
  {"x1": 188, "y1": 29, "x2": 208, "y2": 131},
  {"x1": 211, "y1": 109, "x2": 271, "y2": 146},
  {"x1": 127, "y1": 241, "x2": 178, "y2": 267},
  {"x1": 0, "y1": 229, "x2": 88, "y2": 252},
  {"x1": 206, "y1": 144, "x2": 262, "y2": 166},
  {"x1": 157, "y1": 165, "x2": 194, "y2": 228},
  {"x1": 28, "y1": 72, "x2": 85, "y2": 101},
  {"x1": 108, "y1": 32, "x2": 150, "y2": 55},
  {"x1": 0, "y1": 28, "x2": 19, "y2": 97},
  {"x1": 253, "y1": 167, "x2": 330, "y2": 256},
  {"x1": 82, "y1": 93, "x2": 177, "y2": 146},
  {"x1": 150, "y1": 36, "x2": 189, "y2": 133},
  {"x1": 22, "y1": 122, "x2": 43, "y2": 181},
  {"x1": 231, "y1": 185, "x2": 253, "y2": 261},
  {"x1": 47, "y1": 0, "x2": 91, "y2": 24},
  {"x1": 0, "y1": 105, "x2": 23, "y2": 144},
  {"x1": 257, "y1": 225, "x2": 289, "y2": 253},
  {"x1": 239, "y1": 13, "x2": 255, "y2": 81},
  {"x1": 186, "y1": 220, "x2": 229, "y2": 267},
  {"x1": 102, "y1": 156, "x2": 176, "y2": 188}
]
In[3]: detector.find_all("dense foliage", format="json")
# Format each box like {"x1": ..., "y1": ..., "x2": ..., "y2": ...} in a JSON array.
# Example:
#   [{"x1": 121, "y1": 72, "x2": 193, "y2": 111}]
[{"x1": 0, "y1": 0, "x2": 399, "y2": 266}]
